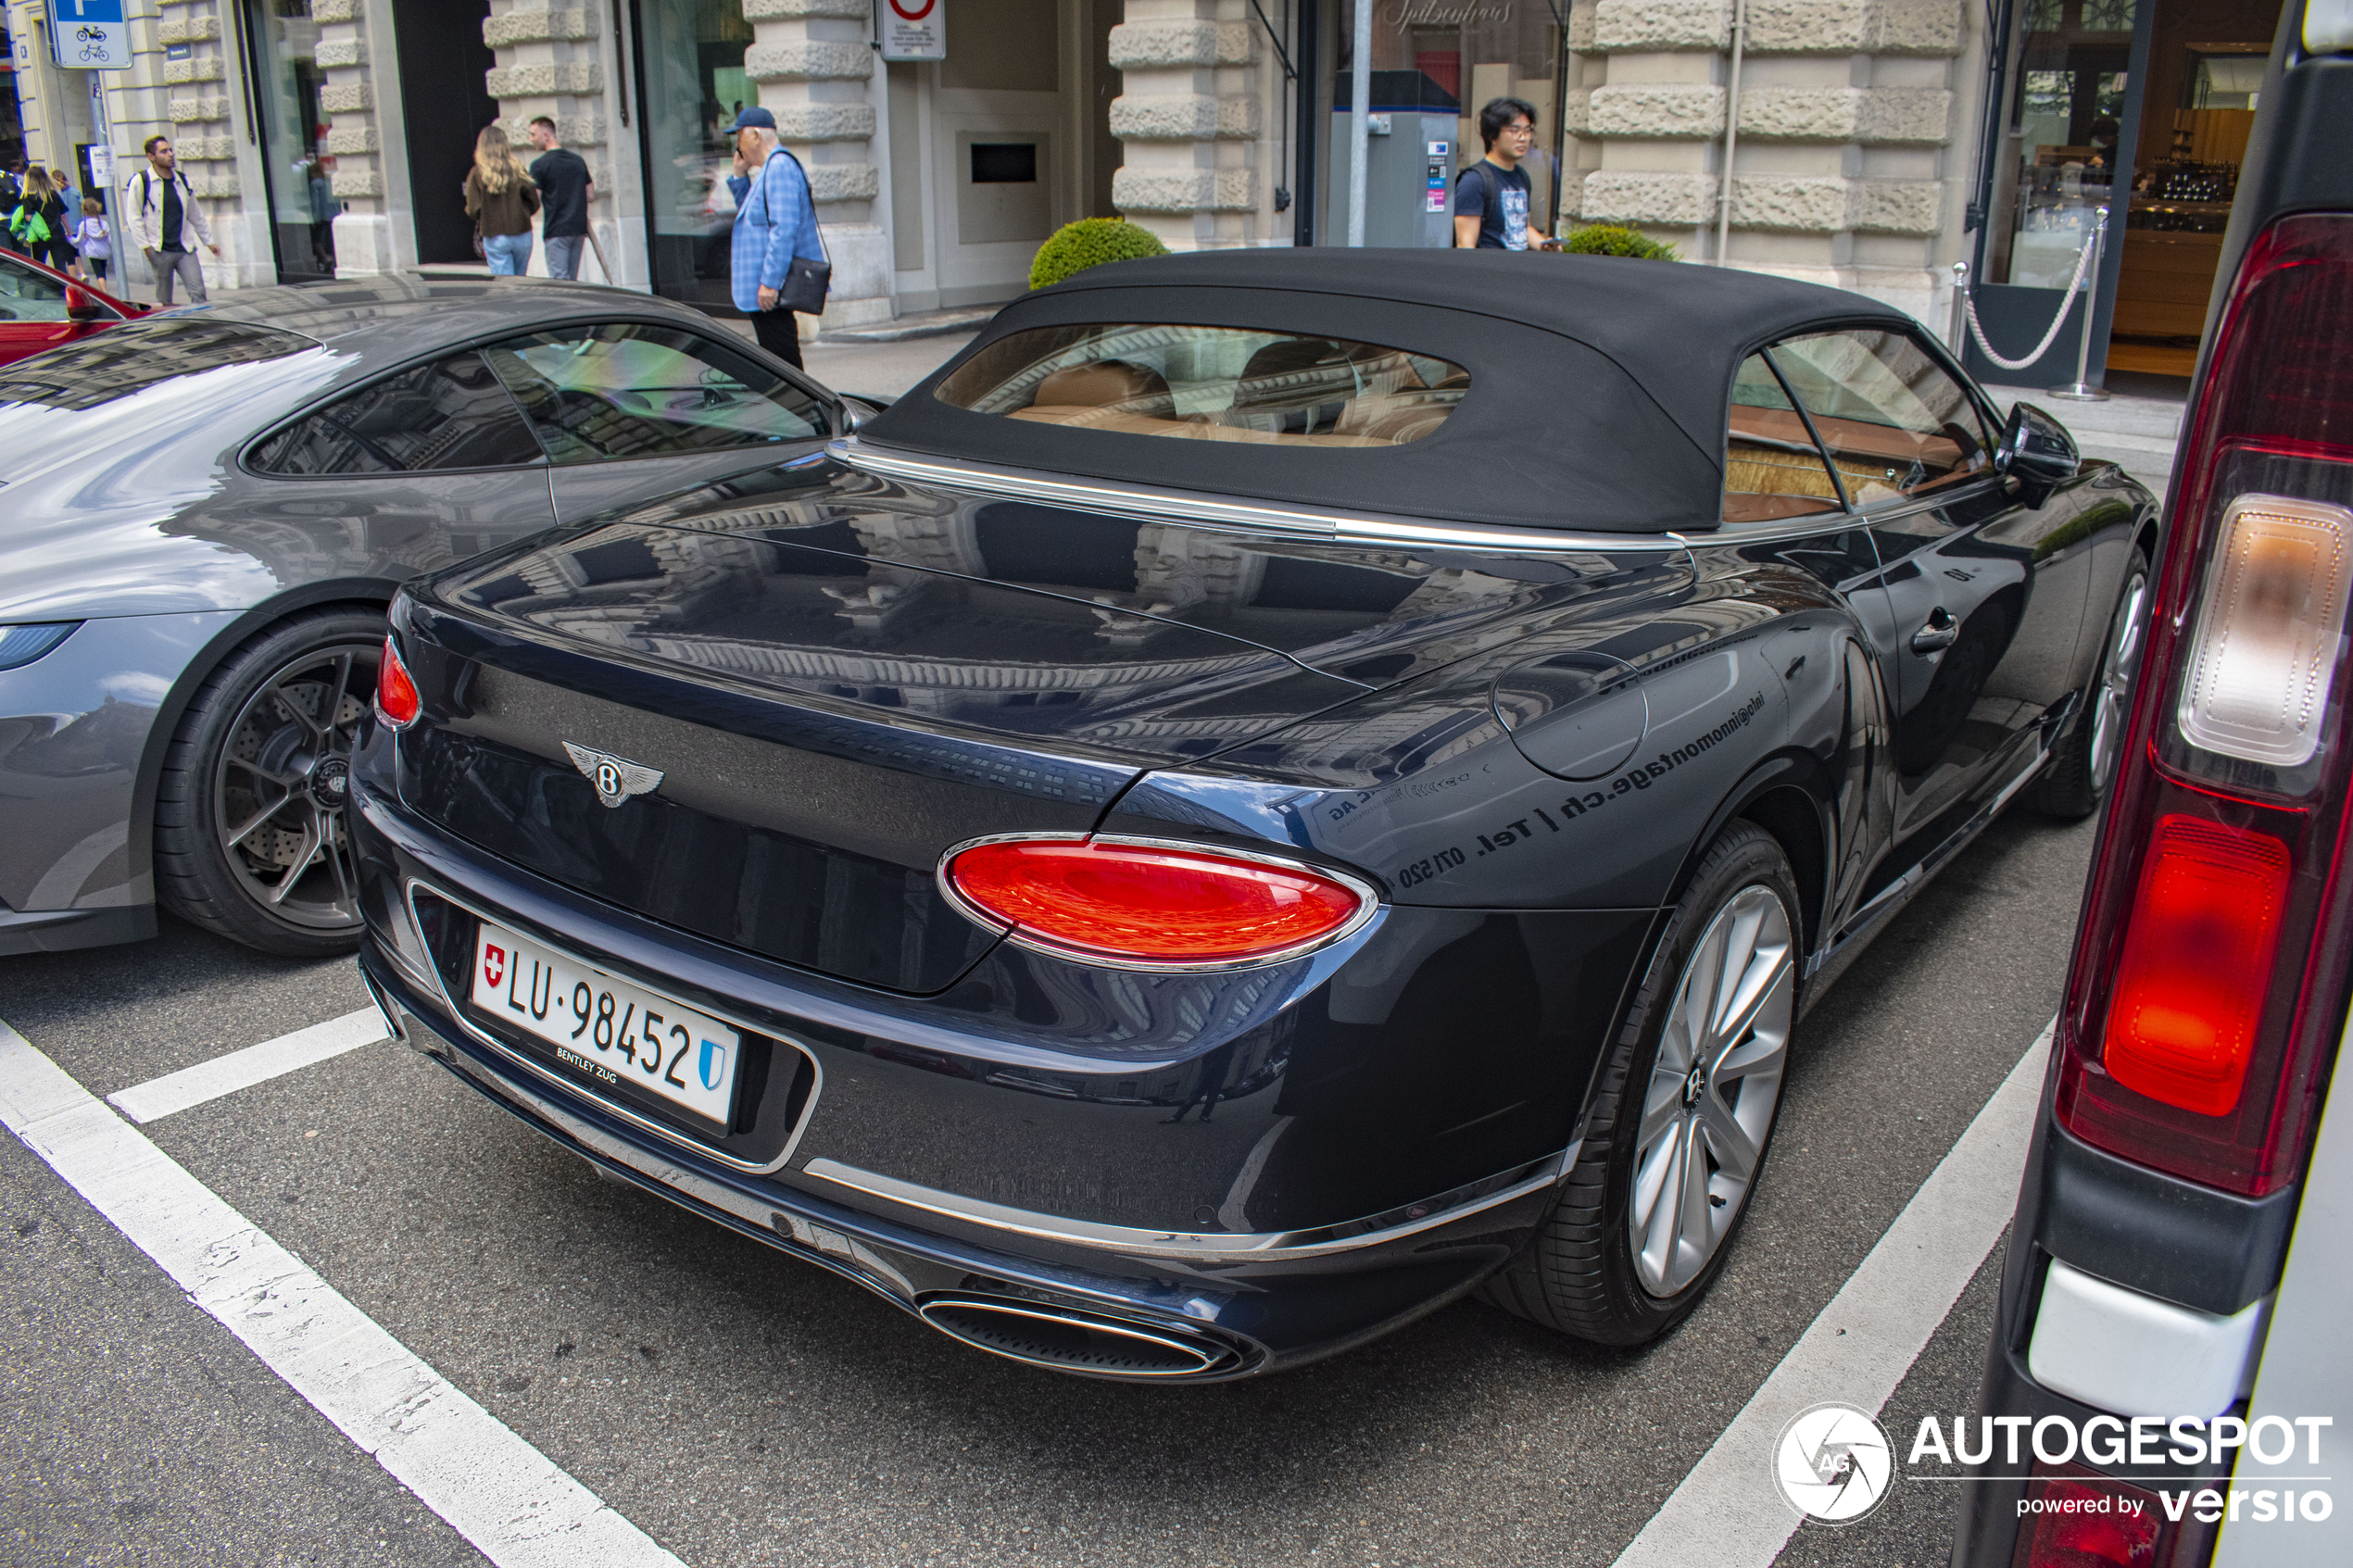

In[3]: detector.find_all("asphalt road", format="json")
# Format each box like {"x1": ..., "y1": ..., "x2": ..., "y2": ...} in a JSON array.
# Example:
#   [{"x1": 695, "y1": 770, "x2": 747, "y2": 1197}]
[{"x1": 0, "y1": 804, "x2": 2096, "y2": 1567}]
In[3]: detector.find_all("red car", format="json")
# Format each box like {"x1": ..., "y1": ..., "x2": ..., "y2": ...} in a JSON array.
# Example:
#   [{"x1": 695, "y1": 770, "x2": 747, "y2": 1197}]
[{"x1": 0, "y1": 246, "x2": 145, "y2": 368}]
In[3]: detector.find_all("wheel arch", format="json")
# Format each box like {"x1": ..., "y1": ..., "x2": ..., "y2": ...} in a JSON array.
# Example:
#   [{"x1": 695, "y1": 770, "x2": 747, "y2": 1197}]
[
  {"x1": 124, "y1": 578, "x2": 397, "y2": 901},
  {"x1": 1670, "y1": 751, "x2": 1833, "y2": 958}
]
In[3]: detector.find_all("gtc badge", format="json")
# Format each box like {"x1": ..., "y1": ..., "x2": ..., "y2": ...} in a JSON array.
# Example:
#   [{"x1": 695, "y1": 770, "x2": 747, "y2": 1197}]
[{"x1": 562, "y1": 742, "x2": 665, "y2": 809}]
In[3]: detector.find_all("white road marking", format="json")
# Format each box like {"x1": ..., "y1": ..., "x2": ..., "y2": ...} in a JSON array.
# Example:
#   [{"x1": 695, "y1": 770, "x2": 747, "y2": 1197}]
[
  {"x1": 1609, "y1": 1021, "x2": 2054, "y2": 1568},
  {"x1": 107, "y1": 1008, "x2": 388, "y2": 1124},
  {"x1": 0, "y1": 1018, "x2": 683, "y2": 1568}
]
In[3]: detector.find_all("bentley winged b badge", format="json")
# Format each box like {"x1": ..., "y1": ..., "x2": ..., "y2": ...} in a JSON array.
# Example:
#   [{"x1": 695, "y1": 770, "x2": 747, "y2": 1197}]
[{"x1": 563, "y1": 742, "x2": 665, "y2": 809}]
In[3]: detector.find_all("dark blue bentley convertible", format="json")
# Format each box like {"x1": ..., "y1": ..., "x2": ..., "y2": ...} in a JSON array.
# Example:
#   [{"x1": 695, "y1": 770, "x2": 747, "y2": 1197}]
[{"x1": 352, "y1": 251, "x2": 2155, "y2": 1379}]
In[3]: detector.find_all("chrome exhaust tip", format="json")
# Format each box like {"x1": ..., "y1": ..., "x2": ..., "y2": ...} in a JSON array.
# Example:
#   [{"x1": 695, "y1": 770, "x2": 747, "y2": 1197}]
[{"x1": 915, "y1": 1295, "x2": 1242, "y2": 1379}]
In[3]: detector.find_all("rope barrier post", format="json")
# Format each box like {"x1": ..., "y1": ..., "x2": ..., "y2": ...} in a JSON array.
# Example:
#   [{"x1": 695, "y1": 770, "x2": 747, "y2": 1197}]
[
  {"x1": 1946, "y1": 258, "x2": 1969, "y2": 355},
  {"x1": 2047, "y1": 206, "x2": 2113, "y2": 402}
]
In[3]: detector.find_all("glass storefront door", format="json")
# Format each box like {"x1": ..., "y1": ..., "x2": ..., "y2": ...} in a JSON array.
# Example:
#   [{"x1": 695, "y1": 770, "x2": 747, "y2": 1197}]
[
  {"x1": 633, "y1": 0, "x2": 755, "y2": 308},
  {"x1": 243, "y1": 0, "x2": 335, "y2": 282},
  {"x1": 1969, "y1": 0, "x2": 2285, "y2": 384}
]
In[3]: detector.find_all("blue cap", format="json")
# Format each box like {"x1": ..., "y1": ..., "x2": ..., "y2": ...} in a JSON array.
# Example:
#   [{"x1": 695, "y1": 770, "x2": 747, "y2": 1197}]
[{"x1": 731, "y1": 106, "x2": 776, "y2": 132}]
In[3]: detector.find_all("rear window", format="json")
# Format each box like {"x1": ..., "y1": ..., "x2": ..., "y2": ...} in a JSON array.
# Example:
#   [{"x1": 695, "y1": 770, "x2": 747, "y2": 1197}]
[
  {"x1": 0, "y1": 320, "x2": 314, "y2": 411},
  {"x1": 934, "y1": 323, "x2": 1468, "y2": 447}
]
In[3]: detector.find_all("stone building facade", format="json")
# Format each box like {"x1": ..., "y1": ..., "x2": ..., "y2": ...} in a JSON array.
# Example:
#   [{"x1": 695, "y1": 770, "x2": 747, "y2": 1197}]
[{"x1": 5, "y1": 0, "x2": 2003, "y2": 344}]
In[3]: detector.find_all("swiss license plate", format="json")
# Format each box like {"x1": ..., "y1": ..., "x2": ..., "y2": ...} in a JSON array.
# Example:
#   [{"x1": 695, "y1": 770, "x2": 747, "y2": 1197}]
[{"x1": 471, "y1": 922, "x2": 739, "y2": 1127}]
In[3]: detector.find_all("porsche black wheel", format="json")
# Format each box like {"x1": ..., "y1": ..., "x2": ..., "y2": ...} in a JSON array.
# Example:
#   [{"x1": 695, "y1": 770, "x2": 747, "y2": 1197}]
[
  {"x1": 1481, "y1": 822, "x2": 1800, "y2": 1346},
  {"x1": 154, "y1": 608, "x2": 384, "y2": 958},
  {"x1": 2033, "y1": 548, "x2": 2151, "y2": 820}
]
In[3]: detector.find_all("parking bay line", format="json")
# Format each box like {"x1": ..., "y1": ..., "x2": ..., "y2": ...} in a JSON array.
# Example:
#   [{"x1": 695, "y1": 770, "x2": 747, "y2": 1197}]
[
  {"x1": 107, "y1": 1007, "x2": 387, "y2": 1123},
  {"x1": 1608, "y1": 1020, "x2": 2054, "y2": 1568},
  {"x1": 0, "y1": 1017, "x2": 685, "y2": 1568}
]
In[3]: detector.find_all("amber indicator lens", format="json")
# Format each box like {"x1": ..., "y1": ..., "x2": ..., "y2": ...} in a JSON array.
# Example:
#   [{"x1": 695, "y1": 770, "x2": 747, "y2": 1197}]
[
  {"x1": 374, "y1": 634, "x2": 421, "y2": 729},
  {"x1": 2104, "y1": 814, "x2": 2291, "y2": 1116},
  {"x1": 946, "y1": 839, "x2": 1365, "y2": 965},
  {"x1": 2176, "y1": 493, "x2": 2353, "y2": 768}
]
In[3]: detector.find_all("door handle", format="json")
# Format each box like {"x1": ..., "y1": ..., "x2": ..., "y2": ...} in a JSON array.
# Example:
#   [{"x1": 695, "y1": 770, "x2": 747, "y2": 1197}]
[{"x1": 1911, "y1": 607, "x2": 1958, "y2": 654}]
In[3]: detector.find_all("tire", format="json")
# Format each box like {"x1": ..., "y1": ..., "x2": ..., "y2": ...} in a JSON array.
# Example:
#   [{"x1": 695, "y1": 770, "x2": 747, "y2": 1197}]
[
  {"x1": 2032, "y1": 548, "x2": 2151, "y2": 820},
  {"x1": 153, "y1": 608, "x2": 386, "y2": 958},
  {"x1": 1481, "y1": 822, "x2": 1801, "y2": 1346}
]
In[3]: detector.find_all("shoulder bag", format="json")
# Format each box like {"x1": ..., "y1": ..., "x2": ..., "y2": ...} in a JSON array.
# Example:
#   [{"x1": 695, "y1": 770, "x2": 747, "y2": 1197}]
[{"x1": 763, "y1": 148, "x2": 831, "y2": 316}]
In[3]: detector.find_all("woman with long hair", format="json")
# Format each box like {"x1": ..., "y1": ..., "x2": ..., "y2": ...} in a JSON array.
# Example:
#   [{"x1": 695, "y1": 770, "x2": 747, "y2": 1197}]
[
  {"x1": 7, "y1": 167, "x2": 77, "y2": 272},
  {"x1": 462, "y1": 124, "x2": 540, "y2": 276}
]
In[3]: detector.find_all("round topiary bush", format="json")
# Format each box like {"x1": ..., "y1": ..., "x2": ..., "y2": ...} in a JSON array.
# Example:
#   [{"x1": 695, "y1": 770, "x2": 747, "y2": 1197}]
[
  {"x1": 1562, "y1": 225, "x2": 1682, "y2": 262},
  {"x1": 1028, "y1": 219, "x2": 1171, "y2": 290}
]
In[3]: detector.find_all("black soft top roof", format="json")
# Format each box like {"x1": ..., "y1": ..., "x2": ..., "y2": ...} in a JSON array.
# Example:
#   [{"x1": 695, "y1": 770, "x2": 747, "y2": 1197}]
[{"x1": 863, "y1": 249, "x2": 1915, "y2": 533}]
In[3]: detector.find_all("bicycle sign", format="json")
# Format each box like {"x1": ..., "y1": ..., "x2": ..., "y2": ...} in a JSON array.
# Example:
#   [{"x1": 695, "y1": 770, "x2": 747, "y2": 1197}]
[{"x1": 47, "y1": 0, "x2": 129, "y2": 68}]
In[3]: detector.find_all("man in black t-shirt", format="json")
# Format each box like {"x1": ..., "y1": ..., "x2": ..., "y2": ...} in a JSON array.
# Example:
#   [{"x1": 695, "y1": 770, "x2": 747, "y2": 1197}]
[
  {"x1": 1453, "y1": 97, "x2": 1561, "y2": 252},
  {"x1": 526, "y1": 117, "x2": 595, "y2": 281}
]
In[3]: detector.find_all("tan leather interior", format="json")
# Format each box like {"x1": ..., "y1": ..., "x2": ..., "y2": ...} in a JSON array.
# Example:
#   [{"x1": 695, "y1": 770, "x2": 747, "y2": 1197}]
[{"x1": 1031, "y1": 359, "x2": 1173, "y2": 412}]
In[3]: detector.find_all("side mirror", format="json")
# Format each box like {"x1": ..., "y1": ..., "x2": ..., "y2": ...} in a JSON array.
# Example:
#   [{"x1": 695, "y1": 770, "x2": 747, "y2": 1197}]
[
  {"x1": 1994, "y1": 400, "x2": 2080, "y2": 507},
  {"x1": 64, "y1": 284, "x2": 107, "y2": 323}
]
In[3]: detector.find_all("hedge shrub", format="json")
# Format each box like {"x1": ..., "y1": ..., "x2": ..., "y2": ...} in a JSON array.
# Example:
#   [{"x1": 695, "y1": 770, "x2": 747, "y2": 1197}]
[
  {"x1": 1028, "y1": 219, "x2": 1171, "y2": 290},
  {"x1": 1561, "y1": 225, "x2": 1682, "y2": 262}
]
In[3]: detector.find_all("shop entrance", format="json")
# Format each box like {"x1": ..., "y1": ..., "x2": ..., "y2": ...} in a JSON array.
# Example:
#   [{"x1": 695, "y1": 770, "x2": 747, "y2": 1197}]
[
  {"x1": 1969, "y1": 0, "x2": 2283, "y2": 386},
  {"x1": 393, "y1": 0, "x2": 497, "y2": 266}
]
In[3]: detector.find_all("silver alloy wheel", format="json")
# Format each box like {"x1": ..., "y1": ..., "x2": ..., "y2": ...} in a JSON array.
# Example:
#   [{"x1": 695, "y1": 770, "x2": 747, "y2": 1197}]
[
  {"x1": 212, "y1": 642, "x2": 378, "y2": 932},
  {"x1": 2087, "y1": 569, "x2": 2150, "y2": 794},
  {"x1": 1628, "y1": 884, "x2": 1796, "y2": 1298}
]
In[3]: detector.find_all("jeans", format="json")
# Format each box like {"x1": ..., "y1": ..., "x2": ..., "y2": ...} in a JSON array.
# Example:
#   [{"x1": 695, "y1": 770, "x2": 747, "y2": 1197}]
[
  {"x1": 482, "y1": 232, "x2": 532, "y2": 276},
  {"x1": 149, "y1": 247, "x2": 208, "y2": 305},
  {"x1": 543, "y1": 233, "x2": 585, "y2": 281}
]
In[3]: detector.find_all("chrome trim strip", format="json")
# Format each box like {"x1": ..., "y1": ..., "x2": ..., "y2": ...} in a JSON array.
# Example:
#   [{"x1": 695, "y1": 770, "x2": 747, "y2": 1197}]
[
  {"x1": 828, "y1": 438, "x2": 1689, "y2": 556},
  {"x1": 799, "y1": 1146, "x2": 1573, "y2": 1261},
  {"x1": 934, "y1": 831, "x2": 1386, "y2": 972},
  {"x1": 401, "y1": 879, "x2": 824, "y2": 1176}
]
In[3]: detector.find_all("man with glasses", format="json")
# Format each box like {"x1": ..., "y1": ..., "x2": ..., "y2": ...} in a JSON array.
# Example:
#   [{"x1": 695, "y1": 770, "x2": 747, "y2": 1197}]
[{"x1": 1453, "y1": 98, "x2": 1561, "y2": 252}]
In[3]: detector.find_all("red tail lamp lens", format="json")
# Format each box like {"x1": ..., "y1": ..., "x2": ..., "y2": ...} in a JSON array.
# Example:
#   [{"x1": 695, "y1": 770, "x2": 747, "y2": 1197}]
[
  {"x1": 2012, "y1": 1466, "x2": 2164, "y2": 1567},
  {"x1": 944, "y1": 838, "x2": 1369, "y2": 966},
  {"x1": 2104, "y1": 815, "x2": 2291, "y2": 1116},
  {"x1": 374, "y1": 634, "x2": 421, "y2": 728}
]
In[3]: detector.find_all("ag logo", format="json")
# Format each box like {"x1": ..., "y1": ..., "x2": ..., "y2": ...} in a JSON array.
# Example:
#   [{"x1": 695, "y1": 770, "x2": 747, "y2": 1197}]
[
  {"x1": 1772, "y1": 1401, "x2": 1893, "y2": 1524},
  {"x1": 562, "y1": 742, "x2": 664, "y2": 809}
]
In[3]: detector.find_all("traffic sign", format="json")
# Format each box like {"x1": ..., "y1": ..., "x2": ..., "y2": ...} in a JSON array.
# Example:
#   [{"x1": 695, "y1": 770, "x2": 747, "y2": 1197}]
[{"x1": 49, "y1": 0, "x2": 131, "y2": 69}]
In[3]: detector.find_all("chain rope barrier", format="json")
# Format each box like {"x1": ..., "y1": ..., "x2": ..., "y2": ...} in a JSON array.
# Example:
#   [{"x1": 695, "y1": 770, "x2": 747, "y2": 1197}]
[{"x1": 1962, "y1": 216, "x2": 2104, "y2": 373}]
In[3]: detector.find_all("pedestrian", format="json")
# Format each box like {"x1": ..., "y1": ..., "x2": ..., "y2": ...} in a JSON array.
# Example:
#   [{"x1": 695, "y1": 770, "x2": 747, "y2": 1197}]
[
  {"x1": 8, "y1": 168, "x2": 77, "y2": 272},
  {"x1": 70, "y1": 199, "x2": 110, "y2": 282},
  {"x1": 0, "y1": 157, "x2": 25, "y2": 256},
  {"x1": 725, "y1": 107, "x2": 827, "y2": 369},
  {"x1": 524, "y1": 116, "x2": 594, "y2": 282},
  {"x1": 123, "y1": 135, "x2": 220, "y2": 306},
  {"x1": 1453, "y1": 97, "x2": 1562, "y2": 253},
  {"x1": 307, "y1": 158, "x2": 336, "y2": 272},
  {"x1": 463, "y1": 124, "x2": 540, "y2": 277}
]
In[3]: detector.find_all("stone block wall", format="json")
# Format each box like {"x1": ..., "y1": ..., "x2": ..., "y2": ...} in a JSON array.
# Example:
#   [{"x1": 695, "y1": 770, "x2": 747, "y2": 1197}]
[
  {"x1": 1108, "y1": 0, "x2": 1277, "y2": 250},
  {"x1": 1565, "y1": 0, "x2": 1978, "y2": 322}
]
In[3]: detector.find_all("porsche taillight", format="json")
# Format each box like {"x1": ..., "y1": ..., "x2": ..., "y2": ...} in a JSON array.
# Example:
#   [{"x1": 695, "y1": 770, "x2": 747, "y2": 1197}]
[
  {"x1": 940, "y1": 835, "x2": 1375, "y2": 969},
  {"x1": 2055, "y1": 213, "x2": 2353, "y2": 1196},
  {"x1": 374, "y1": 633, "x2": 421, "y2": 729}
]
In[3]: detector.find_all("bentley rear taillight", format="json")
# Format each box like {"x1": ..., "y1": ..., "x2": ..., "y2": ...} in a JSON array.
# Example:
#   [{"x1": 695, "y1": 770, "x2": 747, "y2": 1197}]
[
  {"x1": 2054, "y1": 214, "x2": 2353, "y2": 1196},
  {"x1": 941, "y1": 835, "x2": 1376, "y2": 969},
  {"x1": 374, "y1": 633, "x2": 421, "y2": 729}
]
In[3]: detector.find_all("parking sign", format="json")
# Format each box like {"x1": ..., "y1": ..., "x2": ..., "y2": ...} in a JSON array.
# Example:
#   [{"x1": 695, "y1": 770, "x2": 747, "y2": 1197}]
[{"x1": 49, "y1": 0, "x2": 131, "y2": 69}]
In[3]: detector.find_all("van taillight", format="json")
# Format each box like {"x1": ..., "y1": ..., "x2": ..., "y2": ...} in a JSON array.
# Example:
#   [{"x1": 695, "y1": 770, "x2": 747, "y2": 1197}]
[{"x1": 2055, "y1": 214, "x2": 2353, "y2": 1197}]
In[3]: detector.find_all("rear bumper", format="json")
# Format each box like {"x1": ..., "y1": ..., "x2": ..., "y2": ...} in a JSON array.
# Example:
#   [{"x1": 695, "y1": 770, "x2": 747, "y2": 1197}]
[
  {"x1": 350, "y1": 778, "x2": 1610, "y2": 1378},
  {"x1": 364, "y1": 949, "x2": 1554, "y2": 1377}
]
